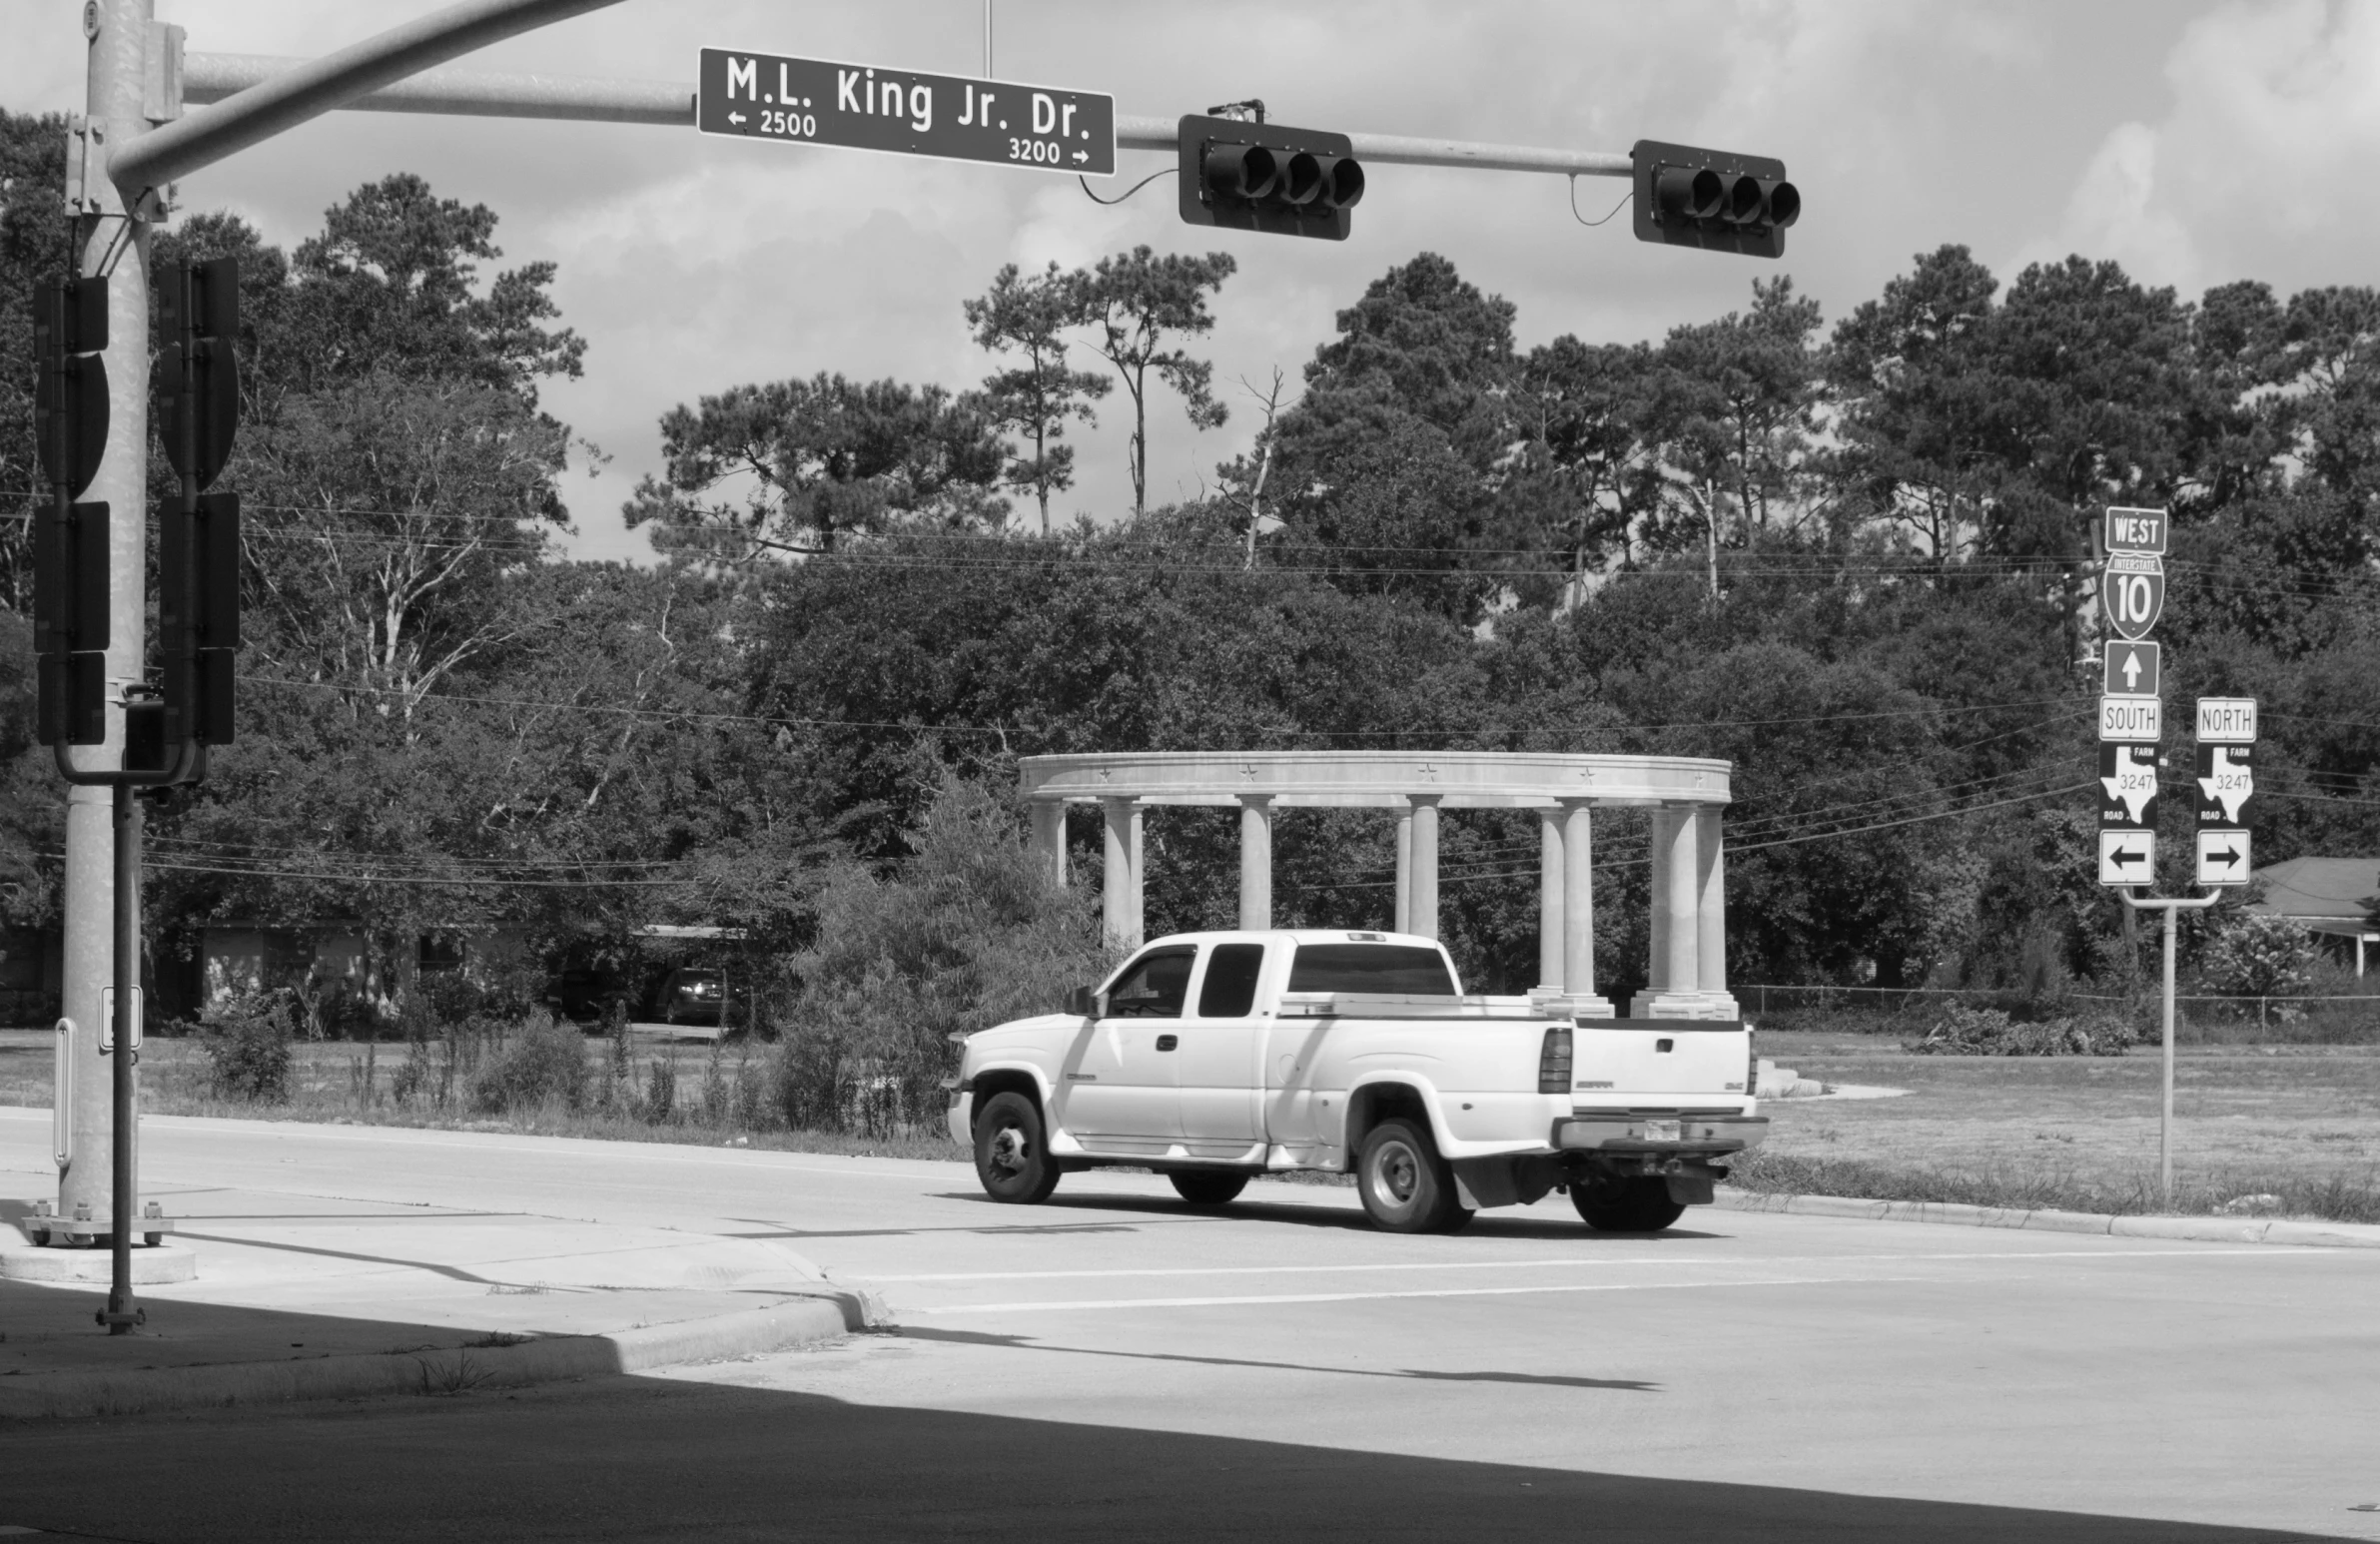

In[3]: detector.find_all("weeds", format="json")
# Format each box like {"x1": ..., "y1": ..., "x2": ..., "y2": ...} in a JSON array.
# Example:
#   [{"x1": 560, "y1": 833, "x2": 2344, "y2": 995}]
[{"x1": 1728, "y1": 1150, "x2": 2380, "y2": 1224}]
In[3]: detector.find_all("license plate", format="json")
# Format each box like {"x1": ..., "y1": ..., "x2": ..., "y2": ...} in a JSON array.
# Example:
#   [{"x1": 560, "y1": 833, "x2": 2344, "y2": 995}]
[{"x1": 1642, "y1": 1120, "x2": 1681, "y2": 1143}]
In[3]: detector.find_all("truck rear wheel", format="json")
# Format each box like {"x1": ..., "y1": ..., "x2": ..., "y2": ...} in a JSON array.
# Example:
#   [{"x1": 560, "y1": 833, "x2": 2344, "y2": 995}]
[
  {"x1": 974, "y1": 1091, "x2": 1062, "y2": 1204},
  {"x1": 1356, "y1": 1119, "x2": 1471, "y2": 1233},
  {"x1": 1169, "y1": 1170, "x2": 1249, "y2": 1207},
  {"x1": 1572, "y1": 1175, "x2": 1686, "y2": 1233}
]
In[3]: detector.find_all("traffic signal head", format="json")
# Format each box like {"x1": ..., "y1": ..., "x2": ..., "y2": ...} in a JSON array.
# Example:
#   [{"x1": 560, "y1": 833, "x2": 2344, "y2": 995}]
[
  {"x1": 31, "y1": 278, "x2": 109, "y2": 497},
  {"x1": 1179, "y1": 115, "x2": 1363, "y2": 241},
  {"x1": 156, "y1": 257, "x2": 242, "y2": 489},
  {"x1": 1632, "y1": 140, "x2": 1798, "y2": 259}
]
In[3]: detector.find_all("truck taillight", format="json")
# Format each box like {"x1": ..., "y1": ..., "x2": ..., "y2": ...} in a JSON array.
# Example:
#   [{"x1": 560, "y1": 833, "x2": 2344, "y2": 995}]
[
  {"x1": 1539, "y1": 1026, "x2": 1572, "y2": 1095},
  {"x1": 1745, "y1": 1022, "x2": 1759, "y2": 1104}
]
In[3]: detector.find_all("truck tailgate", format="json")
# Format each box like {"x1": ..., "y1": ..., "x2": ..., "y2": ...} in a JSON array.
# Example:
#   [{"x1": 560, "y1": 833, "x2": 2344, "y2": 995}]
[{"x1": 1570, "y1": 1022, "x2": 1749, "y2": 1102}]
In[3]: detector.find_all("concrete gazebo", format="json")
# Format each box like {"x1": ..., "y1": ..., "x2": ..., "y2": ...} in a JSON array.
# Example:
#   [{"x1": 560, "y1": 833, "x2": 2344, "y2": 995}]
[{"x1": 1019, "y1": 751, "x2": 1737, "y2": 1021}]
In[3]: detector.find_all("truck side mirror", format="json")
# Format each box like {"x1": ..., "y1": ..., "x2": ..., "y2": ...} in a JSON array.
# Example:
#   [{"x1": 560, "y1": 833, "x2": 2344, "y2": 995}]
[{"x1": 1065, "y1": 986, "x2": 1098, "y2": 1019}]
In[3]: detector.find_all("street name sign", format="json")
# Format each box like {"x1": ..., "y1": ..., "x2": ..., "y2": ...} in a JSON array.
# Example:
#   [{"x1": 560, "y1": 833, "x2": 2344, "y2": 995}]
[
  {"x1": 2193, "y1": 743, "x2": 2255, "y2": 829},
  {"x1": 696, "y1": 49, "x2": 1117, "y2": 176},
  {"x1": 2099, "y1": 695, "x2": 2161, "y2": 742},
  {"x1": 2195, "y1": 828, "x2": 2251, "y2": 887},
  {"x1": 2100, "y1": 553, "x2": 2165, "y2": 640},
  {"x1": 2103, "y1": 505, "x2": 2169, "y2": 556},
  {"x1": 2195, "y1": 697, "x2": 2257, "y2": 744},
  {"x1": 2099, "y1": 830, "x2": 2153, "y2": 886},
  {"x1": 2098, "y1": 743, "x2": 2158, "y2": 830},
  {"x1": 2102, "y1": 639, "x2": 2161, "y2": 697}
]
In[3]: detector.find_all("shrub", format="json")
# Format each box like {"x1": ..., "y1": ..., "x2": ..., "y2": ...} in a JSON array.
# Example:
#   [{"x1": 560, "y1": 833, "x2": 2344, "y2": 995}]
[
  {"x1": 201, "y1": 989, "x2": 297, "y2": 1101},
  {"x1": 1905, "y1": 1001, "x2": 2139, "y2": 1057},
  {"x1": 2197, "y1": 914, "x2": 2319, "y2": 999},
  {"x1": 766, "y1": 774, "x2": 1114, "y2": 1134},
  {"x1": 468, "y1": 1013, "x2": 589, "y2": 1114}
]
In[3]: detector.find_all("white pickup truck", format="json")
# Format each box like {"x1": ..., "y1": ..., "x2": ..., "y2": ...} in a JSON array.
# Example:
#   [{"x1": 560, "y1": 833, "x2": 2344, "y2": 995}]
[{"x1": 947, "y1": 929, "x2": 1766, "y2": 1233}]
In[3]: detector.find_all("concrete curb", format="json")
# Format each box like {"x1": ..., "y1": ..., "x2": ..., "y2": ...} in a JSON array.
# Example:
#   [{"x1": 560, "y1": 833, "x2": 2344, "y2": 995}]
[
  {"x1": 1714, "y1": 1187, "x2": 2380, "y2": 1248},
  {"x1": 0, "y1": 1287, "x2": 879, "y2": 1422}
]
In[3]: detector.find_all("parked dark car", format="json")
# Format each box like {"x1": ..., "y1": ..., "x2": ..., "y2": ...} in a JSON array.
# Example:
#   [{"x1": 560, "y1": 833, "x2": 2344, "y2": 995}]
[{"x1": 654, "y1": 967, "x2": 737, "y2": 1028}]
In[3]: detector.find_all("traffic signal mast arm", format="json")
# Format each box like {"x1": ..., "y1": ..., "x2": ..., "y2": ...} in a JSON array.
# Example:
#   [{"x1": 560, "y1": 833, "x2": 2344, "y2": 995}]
[{"x1": 178, "y1": 53, "x2": 1638, "y2": 183}]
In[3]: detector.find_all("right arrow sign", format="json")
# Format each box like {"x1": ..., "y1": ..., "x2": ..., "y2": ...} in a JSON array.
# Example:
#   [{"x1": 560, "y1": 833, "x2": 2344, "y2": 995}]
[{"x1": 2195, "y1": 828, "x2": 2251, "y2": 887}]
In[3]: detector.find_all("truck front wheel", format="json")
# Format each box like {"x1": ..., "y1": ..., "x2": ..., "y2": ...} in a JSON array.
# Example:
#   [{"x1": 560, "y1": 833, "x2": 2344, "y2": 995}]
[
  {"x1": 974, "y1": 1091, "x2": 1062, "y2": 1204},
  {"x1": 1356, "y1": 1119, "x2": 1471, "y2": 1233},
  {"x1": 1572, "y1": 1175, "x2": 1686, "y2": 1233}
]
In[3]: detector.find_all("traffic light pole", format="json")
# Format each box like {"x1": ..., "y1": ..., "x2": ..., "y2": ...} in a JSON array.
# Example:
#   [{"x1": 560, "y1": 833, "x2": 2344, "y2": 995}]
[
  {"x1": 50, "y1": 0, "x2": 158, "y2": 1325},
  {"x1": 2117, "y1": 891, "x2": 2218, "y2": 1206}
]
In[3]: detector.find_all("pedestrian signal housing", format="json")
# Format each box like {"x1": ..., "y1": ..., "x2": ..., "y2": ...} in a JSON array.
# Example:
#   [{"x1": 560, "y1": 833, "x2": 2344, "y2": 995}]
[
  {"x1": 1631, "y1": 140, "x2": 1798, "y2": 259},
  {"x1": 1178, "y1": 114, "x2": 1363, "y2": 241}
]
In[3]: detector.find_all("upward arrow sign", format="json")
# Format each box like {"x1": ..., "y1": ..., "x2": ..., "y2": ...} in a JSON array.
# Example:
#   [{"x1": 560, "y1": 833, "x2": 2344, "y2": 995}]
[{"x1": 2122, "y1": 651, "x2": 2142, "y2": 690}]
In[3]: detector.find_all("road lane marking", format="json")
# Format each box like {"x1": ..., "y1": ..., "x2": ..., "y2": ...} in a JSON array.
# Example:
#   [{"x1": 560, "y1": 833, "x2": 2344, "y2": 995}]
[
  {"x1": 905, "y1": 1274, "x2": 1928, "y2": 1314},
  {"x1": 871, "y1": 1246, "x2": 2340, "y2": 1283}
]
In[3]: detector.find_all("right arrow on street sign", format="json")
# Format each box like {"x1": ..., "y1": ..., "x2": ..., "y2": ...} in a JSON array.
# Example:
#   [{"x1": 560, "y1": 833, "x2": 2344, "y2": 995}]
[
  {"x1": 2102, "y1": 639, "x2": 2161, "y2": 698},
  {"x1": 2195, "y1": 828, "x2": 2251, "y2": 887},
  {"x1": 2099, "y1": 830, "x2": 2154, "y2": 886}
]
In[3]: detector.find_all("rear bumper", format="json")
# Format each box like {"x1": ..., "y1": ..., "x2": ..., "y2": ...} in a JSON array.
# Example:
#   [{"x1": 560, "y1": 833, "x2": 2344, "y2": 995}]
[{"x1": 1552, "y1": 1114, "x2": 1768, "y2": 1157}]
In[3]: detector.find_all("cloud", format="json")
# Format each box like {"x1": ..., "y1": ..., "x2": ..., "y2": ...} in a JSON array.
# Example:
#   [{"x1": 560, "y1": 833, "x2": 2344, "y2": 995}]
[{"x1": 2028, "y1": 0, "x2": 2380, "y2": 295}]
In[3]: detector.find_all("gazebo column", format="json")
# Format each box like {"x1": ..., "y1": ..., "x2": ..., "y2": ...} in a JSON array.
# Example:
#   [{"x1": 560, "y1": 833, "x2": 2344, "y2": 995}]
[
  {"x1": 1237, "y1": 795, "x2": 1273, "y2": 930},
  {"x1": 1029, "y1": 799, "x2": 1067, "y2": 890},
  {"x1": 1101, "y1": 797, "x2": 1143, "y2": 949},
  {"x1": 1406, "y1": 794, "x2": 1441, "y2": 941},
  {"x1": 1641, "y1": 804, "x2": 1707, "y2": 1019},
  {"x1": 1537, "y1": 809, "x2": 1564, "y2": 990},
  {"x1": 1393, "y1": 806, "x2": 1413, "y2": 934},
  {"x1": 1695, "y1": 808, "x2": 1738, "y2": 1019},
  {"x1": 1559, "y1": 799, "x2": 1614, "y2": 1018}
]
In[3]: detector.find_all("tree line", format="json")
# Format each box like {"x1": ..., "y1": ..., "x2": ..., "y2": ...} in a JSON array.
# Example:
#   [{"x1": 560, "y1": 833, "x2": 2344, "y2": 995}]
[{"x1": 4, "y1": 100, "x2": 2378, "y2": 1034}]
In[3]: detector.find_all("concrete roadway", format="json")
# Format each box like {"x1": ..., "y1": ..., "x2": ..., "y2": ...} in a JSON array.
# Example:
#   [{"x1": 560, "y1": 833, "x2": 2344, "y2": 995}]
[{"x1": 3, "y1": 1108, "x2": 2377, "y2": 1543}]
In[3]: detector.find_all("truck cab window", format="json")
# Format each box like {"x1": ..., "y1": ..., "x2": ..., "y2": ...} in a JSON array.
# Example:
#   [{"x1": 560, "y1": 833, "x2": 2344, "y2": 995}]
[
  {"x1": 1286, "y1": 943, "x2": 1459, "y2": 996},
  {"x1": 1195, "y1": 943, "x2": 1266, "y2": 1018},
  {"x1": 1106, "y1": 948, "x2": 1195, "y2": 1018}
]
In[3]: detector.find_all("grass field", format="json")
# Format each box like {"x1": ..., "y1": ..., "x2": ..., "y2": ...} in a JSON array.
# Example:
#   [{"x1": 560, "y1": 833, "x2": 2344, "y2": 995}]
[
  {"x1": 1742, "y1": 1030, "x2": 2380, "y2": 1221},
  {"x1": 4, "y1": 1027, "x2": 2377, "y2": 1222}
]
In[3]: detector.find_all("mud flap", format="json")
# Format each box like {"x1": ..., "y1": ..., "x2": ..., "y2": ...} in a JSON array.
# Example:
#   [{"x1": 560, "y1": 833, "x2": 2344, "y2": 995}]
[
  {"x1": 1450, "y1": 1154, "x2": 1564, "y2": 1211},
  {"x1": 1665, "y1": 1169, "x2": 1718, "y2": 1206}
]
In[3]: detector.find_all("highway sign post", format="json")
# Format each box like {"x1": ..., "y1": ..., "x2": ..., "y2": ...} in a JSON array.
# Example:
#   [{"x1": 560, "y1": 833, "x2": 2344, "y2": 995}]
[
  {"x1": 697, "y1": 48, "x2": 1116, "y2": 176},
  {"x1": 2192, "y1": 697, "x2": 2257, "y2": 889}
]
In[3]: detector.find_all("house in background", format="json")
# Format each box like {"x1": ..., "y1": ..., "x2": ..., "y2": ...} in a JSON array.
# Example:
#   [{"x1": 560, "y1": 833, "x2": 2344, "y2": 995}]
[
  {"x1": 2247, "y1": 857, "x2": 2380, "y2": 975},
  {"x1": 199, "y1": 921, "x2": 534, "y2": 1016}
]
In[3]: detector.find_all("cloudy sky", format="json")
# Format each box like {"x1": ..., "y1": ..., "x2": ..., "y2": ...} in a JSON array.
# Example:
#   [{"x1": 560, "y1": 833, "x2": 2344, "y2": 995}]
[{"x1": 5, "y1": 0, "x2": 2375, "y2": 559}]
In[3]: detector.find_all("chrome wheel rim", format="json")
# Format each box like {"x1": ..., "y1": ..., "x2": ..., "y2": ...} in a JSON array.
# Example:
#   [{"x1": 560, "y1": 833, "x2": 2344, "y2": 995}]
[
  {"x1": 1371, "y1": 1140, "x2": 1420, "y2": 1208},
  {"x1": 988, "y1": 1124, "x2": 1031, "y2": 1178}
]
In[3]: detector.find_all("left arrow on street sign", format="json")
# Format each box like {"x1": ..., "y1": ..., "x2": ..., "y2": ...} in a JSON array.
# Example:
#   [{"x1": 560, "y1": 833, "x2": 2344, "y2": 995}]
[
  {"x1": 2195, "y1": 828, "x2": 2251, "y2": 887},
  {"x1": 697, "y1": 49, "x2": 1117, "y2": 177},
  {"x1": 2099, "y1": 830, "x2": 2154, "y2": 886}
]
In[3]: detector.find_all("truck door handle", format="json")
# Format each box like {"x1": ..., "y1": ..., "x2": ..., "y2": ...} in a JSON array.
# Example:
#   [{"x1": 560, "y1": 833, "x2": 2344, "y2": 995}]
[{"x1": 1155, "y1": 1035, "x2": 1179, "y2": 1052}]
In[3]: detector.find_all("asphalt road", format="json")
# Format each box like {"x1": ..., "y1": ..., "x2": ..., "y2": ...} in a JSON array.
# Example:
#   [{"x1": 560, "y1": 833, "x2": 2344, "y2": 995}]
[{"x1": 4, "y1": 1109, "x2": 2377, "y2": 1543}]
